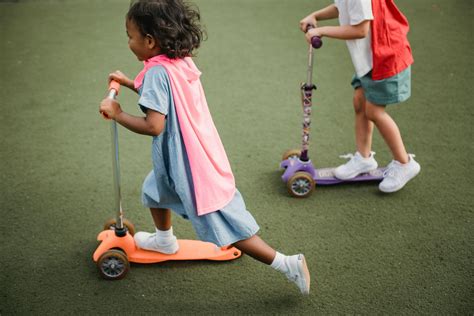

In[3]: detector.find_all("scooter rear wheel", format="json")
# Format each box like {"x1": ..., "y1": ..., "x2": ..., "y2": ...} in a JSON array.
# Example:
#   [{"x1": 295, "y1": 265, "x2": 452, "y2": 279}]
[
  {"x1": 103, "y1": 218, "x2": 136, "y2": 236},
  {"x1": 287, "y1": 171, "x2": 315, "y2": 198},
  {"x1": 97, "y1": 249, "x2": 130, "y2": 280}
]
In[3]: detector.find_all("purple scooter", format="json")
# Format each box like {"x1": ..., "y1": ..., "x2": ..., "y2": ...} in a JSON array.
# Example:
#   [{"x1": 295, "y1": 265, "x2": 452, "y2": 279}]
[{"x1": 280, "y1": 32, "x2": 385, "y2": 198}]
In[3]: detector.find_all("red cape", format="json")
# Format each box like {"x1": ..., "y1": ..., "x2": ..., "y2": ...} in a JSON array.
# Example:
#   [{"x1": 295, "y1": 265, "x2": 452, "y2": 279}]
[{"x1": 371, "y1": 0, "x2": 414, "y2": 80}]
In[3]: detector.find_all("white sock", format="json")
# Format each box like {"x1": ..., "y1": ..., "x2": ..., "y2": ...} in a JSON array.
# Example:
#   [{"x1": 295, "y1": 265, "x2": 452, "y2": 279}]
[
  {"x1": 155, "y1": 227, "x2": 174, "y2": 241},
  {"x1": 270, "y1": 251, "x2": 288, "y2": 274}
]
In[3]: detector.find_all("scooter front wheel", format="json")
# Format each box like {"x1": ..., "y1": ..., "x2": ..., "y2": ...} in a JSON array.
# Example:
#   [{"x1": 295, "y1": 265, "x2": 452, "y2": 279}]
[
  {"x1": 282, "y1": 149, "x2": 301, "y2": 161},
  {"x1": 103, "y1": 218, "x2": 136, "y2": 236},
  {"x1": 97, "y1": 249, "x2": 130, "y2": 280},
  {"x1": 287, "y1": 171, "x2": 315, "y2": 198}
]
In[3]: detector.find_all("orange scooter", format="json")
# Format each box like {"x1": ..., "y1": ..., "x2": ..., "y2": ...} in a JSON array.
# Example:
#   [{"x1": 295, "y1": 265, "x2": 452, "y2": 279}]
[{"x1": 93, "y1": 81, "x2": 241, "y2": 280}]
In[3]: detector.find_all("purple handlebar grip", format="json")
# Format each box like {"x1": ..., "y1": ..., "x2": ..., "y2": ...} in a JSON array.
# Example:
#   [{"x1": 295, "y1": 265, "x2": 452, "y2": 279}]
[{"x1": 311, "y1": 36, "x2": 323, "y2": 49}]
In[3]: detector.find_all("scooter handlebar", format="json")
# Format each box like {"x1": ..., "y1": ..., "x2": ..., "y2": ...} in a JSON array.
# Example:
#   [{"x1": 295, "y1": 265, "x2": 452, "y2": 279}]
[
  {"x1": 101, "y1": 80, "x2": 121, "y2": 119},
  {"x1": 311, "y1": 36, "x2": 323, "y2": 49},
  {"x1": 306, "y1": 25, "x2": 323, "y2": 49},
  {"x1": 108, "y1": 80, "x2": 121, "y2": 97}
]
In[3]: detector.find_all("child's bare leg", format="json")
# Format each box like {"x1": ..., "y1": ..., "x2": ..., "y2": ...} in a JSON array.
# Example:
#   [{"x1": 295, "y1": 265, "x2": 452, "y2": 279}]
[
  {"x1": 233, "y1": 234, "x2": 276, "y2": 264},
  {"x1": 233, "y1": 234, "x2": 310, "y2": 294},
  {"x1": 134, "y1": 207, "x2": 179, "y2": 254},
  {"x1": 365, "y1": 101, "x2": 408, "y2": 163},
  {"x1": 365, "y1": 100, "x2": 420, "y2": 192},
  {"x1": 333, "y1": 88, "x2": 378, "y2": 180},
  {"x1": 353, "y1": 88, "x2": 374, "y2": 157},
  {"x1": 150, "y1": 208, "x2": 172, "y2": 230}
]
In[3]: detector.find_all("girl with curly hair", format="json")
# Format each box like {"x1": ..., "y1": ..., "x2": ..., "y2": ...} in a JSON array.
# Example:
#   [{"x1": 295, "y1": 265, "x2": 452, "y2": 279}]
[{"x1": 99, "y1": 0, "x2": 311, "y2": 294}]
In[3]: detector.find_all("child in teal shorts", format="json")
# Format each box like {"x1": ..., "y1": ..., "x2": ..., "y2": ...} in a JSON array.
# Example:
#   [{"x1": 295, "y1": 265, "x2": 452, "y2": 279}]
[{"x1": 300, "y1": 0, "x2": 420, "y2": 193}]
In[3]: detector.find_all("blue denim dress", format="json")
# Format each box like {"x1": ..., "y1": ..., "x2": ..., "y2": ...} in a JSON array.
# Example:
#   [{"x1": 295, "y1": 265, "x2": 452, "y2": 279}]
[{"x1": 139, "y1": 66, "x2": 259, "y2": 246}]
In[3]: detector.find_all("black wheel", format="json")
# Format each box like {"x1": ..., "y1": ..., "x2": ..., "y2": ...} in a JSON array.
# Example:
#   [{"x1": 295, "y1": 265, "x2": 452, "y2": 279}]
[
  {"x1": 103, "y1": 218, "x2": 136, "y2": 236},
  {"x1": 282, "y1": 149, "x2": 301, "y2": 161},
  {"x1": 97, "y1": 249, "x2": 130, "y2": 280},
  {"x1": 287, "y1": 172, "x2": 315, "y2": 198}
]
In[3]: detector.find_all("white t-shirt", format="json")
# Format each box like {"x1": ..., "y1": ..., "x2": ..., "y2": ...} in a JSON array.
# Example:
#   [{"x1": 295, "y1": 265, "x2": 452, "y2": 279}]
[{"x1": 334, "y1": 0, "x2": 374, "y2": 77}]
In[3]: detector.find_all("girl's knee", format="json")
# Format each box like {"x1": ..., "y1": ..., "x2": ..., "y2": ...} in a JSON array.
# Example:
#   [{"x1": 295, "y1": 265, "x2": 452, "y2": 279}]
[
  {"x1": 364, "y1": 102, "x2": 385, "y2": 122},
  {"x1": 352, "y1": 88, "x2": 365, "y2": 114}
]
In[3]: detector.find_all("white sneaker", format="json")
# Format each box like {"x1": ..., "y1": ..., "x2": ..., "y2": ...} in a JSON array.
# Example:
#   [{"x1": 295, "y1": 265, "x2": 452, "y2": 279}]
[
  {"x1": 379, "y1": 154, "x2": 420, "y2": 193},
  {"x1": 334, "y1": 151, "x2": 378, "y2": 180},
  {"x1": 284, "y1": 254, "x2": 311, "y2": 295},
  {"x1": 134, "y1": 231, "x2": 179, "y2": 254}
]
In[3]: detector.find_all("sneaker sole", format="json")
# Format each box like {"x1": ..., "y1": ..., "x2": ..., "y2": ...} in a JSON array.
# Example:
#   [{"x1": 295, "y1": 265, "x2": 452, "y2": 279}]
[
  {"x1": 137, "y1": 245, "x2": 180, "y2": 254},
  {"x1": 334, "y1": 165, "x2": 378, "y2": 180},
  {"x1": 298, "y1": 254, "x2": 311, "y2": 295}
]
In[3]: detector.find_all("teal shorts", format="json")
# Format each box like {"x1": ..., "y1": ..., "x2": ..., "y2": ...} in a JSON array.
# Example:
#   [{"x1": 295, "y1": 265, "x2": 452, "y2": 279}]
[{"x1": 351, "y1": 66, "x2": 411, "y2": 105}]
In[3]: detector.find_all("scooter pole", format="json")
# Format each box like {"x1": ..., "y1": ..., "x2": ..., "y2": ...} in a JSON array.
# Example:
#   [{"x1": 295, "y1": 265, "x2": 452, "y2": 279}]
[
  {"x1": 105, "y1": 81, "x2": 127, "y2": 237},
  {"x1": 300, "y1": 27, "x2": 322, "y2": 162}
]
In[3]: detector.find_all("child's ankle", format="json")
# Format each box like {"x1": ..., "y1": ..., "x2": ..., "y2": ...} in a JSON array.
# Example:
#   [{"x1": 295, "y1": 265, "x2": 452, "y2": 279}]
[
  {"x1": 155, "y1": 227, "x2": 175, "y2": 240},
  {"x1": 270, "y1": 251, "x2": 288, "y2": 273}
]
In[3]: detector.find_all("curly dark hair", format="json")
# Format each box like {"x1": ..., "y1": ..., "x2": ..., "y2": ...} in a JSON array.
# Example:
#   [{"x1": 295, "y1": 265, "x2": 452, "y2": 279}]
[{"x1": 127, "y1": 0, "x2": 205, "y2": 59}]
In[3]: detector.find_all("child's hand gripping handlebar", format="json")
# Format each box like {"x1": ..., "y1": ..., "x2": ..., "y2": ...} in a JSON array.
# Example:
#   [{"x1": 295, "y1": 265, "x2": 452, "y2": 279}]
[
  {"x1": 108, "y1": 80, "x2": 121, "y2": 100},
  {"x1": 101, "y1": 80, "x2": 121, "y2": 119},
  {"x1": 306, "y1": 25, "x2": 323, "y2": 49}
]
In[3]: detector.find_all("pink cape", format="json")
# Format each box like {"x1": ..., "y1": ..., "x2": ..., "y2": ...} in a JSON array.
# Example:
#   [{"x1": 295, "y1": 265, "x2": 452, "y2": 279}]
[{"x1": 134, "y1": 55, "x2": 236, "y2": 216}]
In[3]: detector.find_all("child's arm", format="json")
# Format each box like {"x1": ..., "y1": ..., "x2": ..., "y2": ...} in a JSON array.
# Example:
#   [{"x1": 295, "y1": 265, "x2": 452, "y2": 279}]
[
  {"x1": 99, "y1": 98, "x2": 165, "y2": 136},
  {"x1": 305, "y1": 20, "x2": 370, "y2": 42},
  {"x1": 109, "y1": 71, "x2": 138, "y2": 94},
  {"x1": 299, "y1": 4, "x2": 339, "y2": 32}
]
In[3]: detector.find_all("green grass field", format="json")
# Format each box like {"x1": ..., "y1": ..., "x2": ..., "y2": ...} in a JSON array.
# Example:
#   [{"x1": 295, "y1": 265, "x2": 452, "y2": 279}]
[{"x1": 1, "y1": 0, "x2": 472, "y2": 314}]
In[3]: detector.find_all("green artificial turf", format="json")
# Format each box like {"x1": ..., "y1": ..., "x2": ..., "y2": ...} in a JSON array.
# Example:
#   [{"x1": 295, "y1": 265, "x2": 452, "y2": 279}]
[{"x1": 0, "y1": 0, "x2": 472, "y2": 314}]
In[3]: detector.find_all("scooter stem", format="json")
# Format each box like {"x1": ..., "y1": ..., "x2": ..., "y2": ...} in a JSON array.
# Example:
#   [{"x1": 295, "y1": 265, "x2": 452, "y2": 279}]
[
  {"x1": 306, "y1": 45, "x2": 315, "y2": 87},
  {"x1": 300, "y1": 45, "x2": 317, "y2": 162},
  {"x1": 300, "y1": 27, "x2": 322, "y2": 161},
  {"x1": 107, "y1": 82, "x2": 127, "y2": 237}
]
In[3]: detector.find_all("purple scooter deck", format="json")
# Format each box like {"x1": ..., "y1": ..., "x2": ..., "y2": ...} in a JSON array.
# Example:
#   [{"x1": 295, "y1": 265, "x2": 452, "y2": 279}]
[
  {"x1": 281, "y1": 157, "x2": 385, "y2": 185},
  {"x1": 312, "y1": 167, "x2": 385, "y2": 184}
]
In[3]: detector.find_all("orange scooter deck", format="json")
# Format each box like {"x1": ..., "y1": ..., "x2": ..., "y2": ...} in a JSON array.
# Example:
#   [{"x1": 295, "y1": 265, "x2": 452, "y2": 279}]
[{"x1": 93, "y1": 230, "x2": 242, "y2": 264}]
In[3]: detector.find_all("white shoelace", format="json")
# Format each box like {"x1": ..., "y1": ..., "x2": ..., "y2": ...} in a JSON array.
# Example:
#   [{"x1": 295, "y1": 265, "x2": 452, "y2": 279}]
[
  {"x1": 287, "y1": 274, "x2": 299, "y2": 282},
  {"x1": 339, "y1": 153, "x2": 354, "y2": 160},
  {"x1": 339, "y1": 151, "x2": 375, "y2": 160},
  {"x1": 383, "y1": 154, "x2": 416, "y2": 178},
  {"x1": 383, "y1": 161, "x2": 397, "y2": 178}
]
